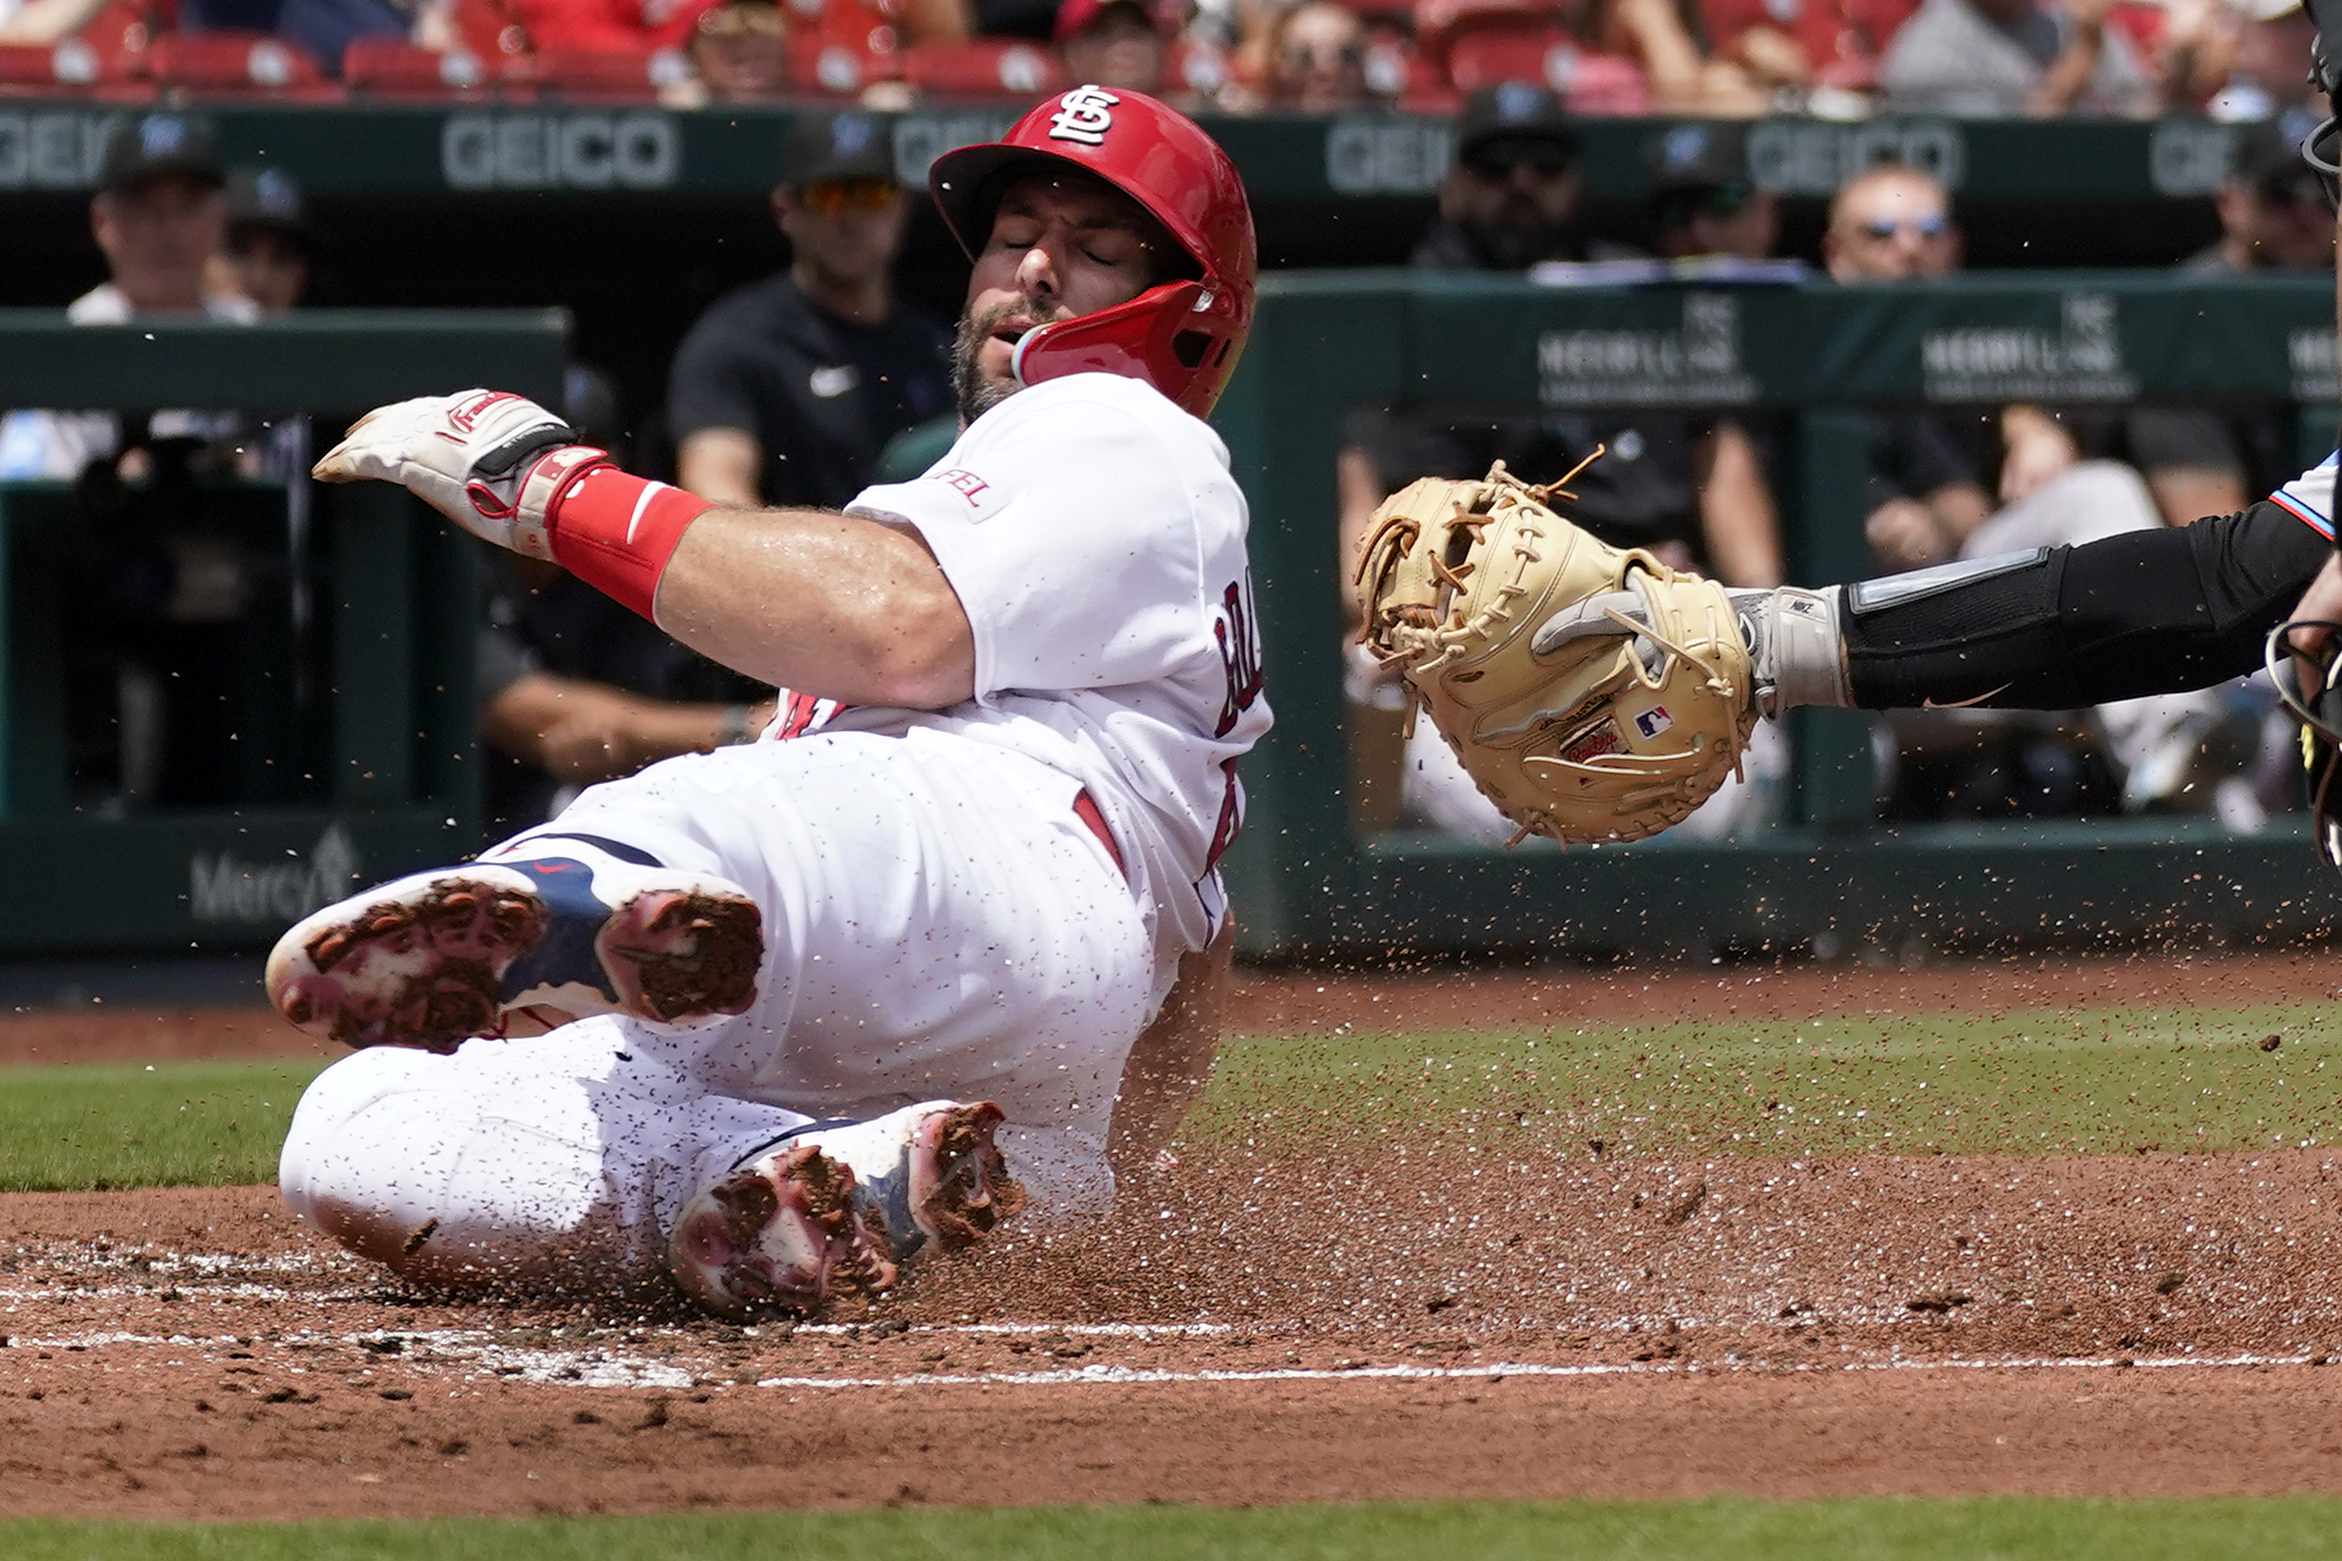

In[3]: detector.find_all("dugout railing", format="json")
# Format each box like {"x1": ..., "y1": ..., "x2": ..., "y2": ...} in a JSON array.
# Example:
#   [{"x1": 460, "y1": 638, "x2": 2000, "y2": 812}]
[
  {"x1": 0, "y1": 309, "x2": 566, "y2": 954},
  {"x1": 1214, "y1": 270, "x2": 2342, "y2": 959}
]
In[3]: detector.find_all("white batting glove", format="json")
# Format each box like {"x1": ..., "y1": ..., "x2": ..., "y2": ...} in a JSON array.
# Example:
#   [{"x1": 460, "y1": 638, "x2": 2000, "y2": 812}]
[{"x1": 311, "y1": 389, "x2": 609, "y2": 559}]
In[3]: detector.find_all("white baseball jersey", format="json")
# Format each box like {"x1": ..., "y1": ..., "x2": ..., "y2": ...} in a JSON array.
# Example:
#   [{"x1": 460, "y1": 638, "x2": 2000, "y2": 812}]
[{"x1": 775, "y1": 370, "x2": 1272, "y2": 967}]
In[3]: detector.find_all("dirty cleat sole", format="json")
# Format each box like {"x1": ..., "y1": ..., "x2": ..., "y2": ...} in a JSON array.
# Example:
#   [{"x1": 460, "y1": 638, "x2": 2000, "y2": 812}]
[
  {"x1": 668, "y1": 1101, "x2": 1026, "y2": 1319},
  {"x1": 265, "y1": 858, "x2": 762, "y2": 1051},
  {"x1": 669, "y1": 1145, "x2": 898, "y2": 1319}
]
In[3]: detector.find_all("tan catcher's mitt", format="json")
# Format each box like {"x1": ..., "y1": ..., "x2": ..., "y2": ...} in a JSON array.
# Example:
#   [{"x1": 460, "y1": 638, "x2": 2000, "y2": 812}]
[{"x1": 1354, "y1": 461, "x2": 1757, "y2": 845}]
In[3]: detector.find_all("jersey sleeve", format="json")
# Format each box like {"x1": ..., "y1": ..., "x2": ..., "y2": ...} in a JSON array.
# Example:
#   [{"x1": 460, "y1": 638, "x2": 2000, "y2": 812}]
[
  {"x1": 2271, "y1": 453, "x2": 2338, "y2": 543},
  {"x1": 847, "y1": 384, "x2": 1215, "y2": 702}
]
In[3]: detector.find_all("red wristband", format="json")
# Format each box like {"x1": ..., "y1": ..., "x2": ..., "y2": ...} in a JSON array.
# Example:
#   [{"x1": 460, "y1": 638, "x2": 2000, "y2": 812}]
[{"x1": 544, "y1": 466, "x2": 714, "y2": 622}]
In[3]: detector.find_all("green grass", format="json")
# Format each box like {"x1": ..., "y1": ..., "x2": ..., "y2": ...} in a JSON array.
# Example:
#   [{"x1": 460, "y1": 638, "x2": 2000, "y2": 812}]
[
  {"x1": 1199, "y1": 998, "x2": 2342, "y2": 1159},
  {"x1": 0, "y1": 1057, "x2": 328, "y2": 1191},
  {"x1": 11, "y1": 1497, "x2": 2342, "y2": 1559},
  {"x1": 6, "y1": 995, "x2": 2341, "y2": 1195}
]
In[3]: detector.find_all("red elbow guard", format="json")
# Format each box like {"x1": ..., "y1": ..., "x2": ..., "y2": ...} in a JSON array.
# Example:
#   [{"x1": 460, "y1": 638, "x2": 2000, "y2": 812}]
[{"x1": 543, "y1": 466, "x2": 714, "y2": 622}]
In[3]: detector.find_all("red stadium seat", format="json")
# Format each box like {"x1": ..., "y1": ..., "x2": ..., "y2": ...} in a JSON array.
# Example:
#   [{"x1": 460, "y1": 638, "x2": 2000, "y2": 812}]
[
  {"x1": 1446, "y1": 25, "x2": 1647, "y2": 111},
  {"x1": 0, "y1": 39, "x2": 107, "y2": 95},
  {"x1": 1413, "y1": 0, "x2": 1549, "y2": 62},
  {"x1": 147, "y1": 29, "x2": 342, "y2": 98},
  {"x1": 899, "y1": 39, "x2": 1060, "y2": 99},
  {"x1": 449, "y1": 0, "x2": 534, "y2": 63},
  {"x1": 341, "y1": 38, "x2": 493, "y2": 96},
  {"x1": 529, "y1": 45, "x2": 686, "y2": 98},
  {"x1": 1359, "y1": 37, "x2": 1458, "y2": 112},
  {"x1": 790, "y1": 37, "x2": 901, "y2": 96}
]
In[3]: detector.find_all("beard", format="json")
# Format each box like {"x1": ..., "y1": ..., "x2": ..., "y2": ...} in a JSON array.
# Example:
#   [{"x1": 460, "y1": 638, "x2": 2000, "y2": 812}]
[{"x1": 953, "y1": 297, "x2": 1069, "y2": 425}]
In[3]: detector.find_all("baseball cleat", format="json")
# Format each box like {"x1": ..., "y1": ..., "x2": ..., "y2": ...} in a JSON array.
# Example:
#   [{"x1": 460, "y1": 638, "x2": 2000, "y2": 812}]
[
  {"x1": 668, "y1": 1101, "x2": 1027, "y2": 1319},
  {"x1": 264, "y1": 857, "x2": 763, "y2": 1051}
]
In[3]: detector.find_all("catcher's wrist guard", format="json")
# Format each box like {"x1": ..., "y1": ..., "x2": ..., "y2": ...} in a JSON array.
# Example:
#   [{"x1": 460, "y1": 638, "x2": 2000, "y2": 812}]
[
  {"x1": 1726, "y1": 585, "x2": 1851, "y2": 717},
  {"x1": 1355, "y1": 460, "x2": 1758, "y2": 844}
]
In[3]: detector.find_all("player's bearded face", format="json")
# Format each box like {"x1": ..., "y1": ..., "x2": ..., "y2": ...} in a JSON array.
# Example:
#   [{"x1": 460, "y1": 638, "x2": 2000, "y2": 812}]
[
  {"x1": 954, "y1": 294, "x2": 1073, "y2": 424},
  {"x1": 956, "y1": 173, "x2": 1172, "y2": 424}
]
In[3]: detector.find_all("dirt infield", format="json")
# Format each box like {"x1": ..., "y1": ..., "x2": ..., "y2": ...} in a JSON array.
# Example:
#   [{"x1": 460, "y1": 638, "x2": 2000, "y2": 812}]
[{"x1": 7, "y1": 949, "x2": 2342, "y2": 1519}]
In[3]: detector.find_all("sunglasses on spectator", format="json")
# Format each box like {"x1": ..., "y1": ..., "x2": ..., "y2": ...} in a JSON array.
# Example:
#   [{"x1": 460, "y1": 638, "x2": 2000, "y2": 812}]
[
  {"x1": 699, "y1": 4, "x2": 786, "y2": 36},
  {"x1": 797, "y1": 179, "x2": 899, "y2": 214},
  {"x1": 1854, "y1": 213, "x2": 1948, "y2": 240}
]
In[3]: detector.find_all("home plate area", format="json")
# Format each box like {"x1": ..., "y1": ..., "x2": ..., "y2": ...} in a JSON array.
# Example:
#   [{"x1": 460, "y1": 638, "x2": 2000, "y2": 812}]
[{"x1": 11, "y1": 1127, "x2": 2342, "y2": 1517}]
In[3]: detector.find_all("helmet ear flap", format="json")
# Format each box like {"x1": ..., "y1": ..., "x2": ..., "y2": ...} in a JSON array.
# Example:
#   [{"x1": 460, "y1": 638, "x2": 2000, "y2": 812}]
[{"x1": 1010, "y1": 279, "x2": 1248, "y2": 414}]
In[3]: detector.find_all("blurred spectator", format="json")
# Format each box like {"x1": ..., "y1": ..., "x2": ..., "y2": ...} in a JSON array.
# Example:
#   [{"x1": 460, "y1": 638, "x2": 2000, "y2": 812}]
[
  {"x1": 667, "y1": 110, "x2": 951, "y2": 510},
  {"x1": 2206, "y1": 0, "x2": 2318, "y2": 119},
  {"x1": 1057, "y1": 0, "x2": 1172, "y2": 92},
  {"x1": 178, "y1": 0, "x2": 408, "y2": 75},
  {"x1": 1604, "y1": 0, "x2": 1771, "y2": 113},
  {"x1": 211, "y1": 167, "x2": 312, "y2": 318},
  {"x1": 0, "y1": 0, "x2": 109, "y2": 44},
  {"x1": 2195, "y1": 109, "x2": 2336, "y2": 276},
  {"x1": 1697, "y1": 0, "x2": 1915, "y2": 102},
  {"x1": 1265, "y1": 0, "x2": 1372, "y2": 109},
  {"x1": 0, "y1": 113, "x2": 257, "y2": 483},
  {"x1": 1878, "y1": 0, "x2": 2156, "y2": 115},
  {"x1": 1826, "y1": 163, "x2": 2253, "y2": 819},
  {"x1": 1645, "y1": 121, "x2": 1778, "y2": 260},
  {"x1": 661, "y1": 0, "x2": 791, "y2": 104},
  {"x1": 1416, "y1": 85, "x2": 1609, "y2": 269}
]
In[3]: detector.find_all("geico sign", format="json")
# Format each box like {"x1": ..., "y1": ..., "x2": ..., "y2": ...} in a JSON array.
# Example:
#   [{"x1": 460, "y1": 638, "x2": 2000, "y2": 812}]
[
  {"x1": 442, "y1": 112, "x2": 680, "y2": 190},
  {"x1": 0, "y1": 110, "x2": 119, "y2": 188}
]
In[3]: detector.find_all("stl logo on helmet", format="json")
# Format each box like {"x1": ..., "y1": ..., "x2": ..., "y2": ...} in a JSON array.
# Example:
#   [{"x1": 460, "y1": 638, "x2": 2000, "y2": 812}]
[{"x1": 1048, "y1": 85, "x2": 1120, "y2": 147}]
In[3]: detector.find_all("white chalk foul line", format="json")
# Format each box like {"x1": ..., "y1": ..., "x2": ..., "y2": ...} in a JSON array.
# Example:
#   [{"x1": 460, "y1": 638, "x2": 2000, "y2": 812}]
[{"x1": 740, "y1": 1352, "x2": 2320, "y2": 1391}]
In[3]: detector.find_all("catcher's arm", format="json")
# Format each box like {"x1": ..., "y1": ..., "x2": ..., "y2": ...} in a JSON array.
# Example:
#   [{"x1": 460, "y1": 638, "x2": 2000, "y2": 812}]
[{"x1": 1107, "y1": 919, "x2": 1232, "y2": 1181}]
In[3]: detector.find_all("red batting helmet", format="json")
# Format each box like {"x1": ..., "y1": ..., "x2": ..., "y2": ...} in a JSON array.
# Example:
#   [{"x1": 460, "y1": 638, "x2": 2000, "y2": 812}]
[{"x1": 929, "y1": 85, "x2": 1257, "y2": 417}]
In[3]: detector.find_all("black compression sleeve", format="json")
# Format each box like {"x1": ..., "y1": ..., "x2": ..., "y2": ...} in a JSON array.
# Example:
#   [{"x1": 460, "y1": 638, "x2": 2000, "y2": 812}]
[{"x1": 1845, "y1": 501, "x2": 2332, "y2": 710}]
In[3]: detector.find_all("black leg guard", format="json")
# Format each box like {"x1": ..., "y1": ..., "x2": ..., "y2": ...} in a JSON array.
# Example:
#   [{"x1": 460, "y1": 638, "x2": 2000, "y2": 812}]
[{"x1": 1845, "y1": 503, "x2": 2333, "y2": 711}]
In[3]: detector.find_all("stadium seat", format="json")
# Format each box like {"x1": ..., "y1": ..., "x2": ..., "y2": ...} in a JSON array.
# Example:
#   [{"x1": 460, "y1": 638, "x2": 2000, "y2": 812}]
[
  {"x1": 0, "y1": 39, "x2": 105, "y2": 95},
  {"x1": 449, "y1": 0, "x2": 534, "y2": 63},
  {"x1": 899, "y1": 39, "x2": 1060, "y2": 99},
  {"x1": 1412, "y1": 0, "x2": 1545, "y2": 63},
  {"x1": 1445, "y1": 26, "x2": 1648, "y2": 111},
  {"x1": 790, "y1": 37, "x2": 902, "y2": 96},
  {"x1": 528, "y1": 45, "x2": 688, "y2": 98},
  {"x1": 341, "y1": 38, "x2": 492, "y2": 97},
  {"x1": 147, "y1": 29, "x2": 342, "y2": 98}
]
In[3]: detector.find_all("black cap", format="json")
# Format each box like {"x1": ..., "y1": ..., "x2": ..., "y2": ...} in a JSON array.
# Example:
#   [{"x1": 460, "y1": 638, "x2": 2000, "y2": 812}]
[
  {"x1": 225, "y1": 165, "x2": 306, "y2": 237},
  {"x1": 778, "y1": 110, "x2": 898, "y2": 190},
  {"x1": 1454, "y1": 83, "x2": 1579, "y2": 172},
  {"x1": 1646, "y1": 121, "x2": 1749, "y2": 192},
  {"x1": 97, "y1": 111, "x2": 224, "y2": 194}
]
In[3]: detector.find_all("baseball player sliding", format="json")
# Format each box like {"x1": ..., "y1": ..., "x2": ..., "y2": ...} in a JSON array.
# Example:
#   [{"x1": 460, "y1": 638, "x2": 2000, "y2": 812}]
[{"x1": 264, "y1": 87, "x2": 1270, "y2": 1319}]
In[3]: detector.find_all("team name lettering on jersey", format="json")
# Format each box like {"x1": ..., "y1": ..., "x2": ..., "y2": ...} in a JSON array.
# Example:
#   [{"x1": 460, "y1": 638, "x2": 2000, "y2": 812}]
[
  {"x1": 939, "y1": 467, "x2": 991, "y2": 503},
  {"x1": 1048, "y1": 86, "x2": 1120, "y2": 147},
  {"x1": 1213, "y1": 571, "x2": 1265, "y2": 738}
]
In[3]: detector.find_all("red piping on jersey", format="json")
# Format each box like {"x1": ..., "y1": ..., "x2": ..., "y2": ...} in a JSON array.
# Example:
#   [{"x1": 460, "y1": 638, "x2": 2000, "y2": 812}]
[{"x1": 1074, "y1": 789, "x2": 1125, "y2": 881}]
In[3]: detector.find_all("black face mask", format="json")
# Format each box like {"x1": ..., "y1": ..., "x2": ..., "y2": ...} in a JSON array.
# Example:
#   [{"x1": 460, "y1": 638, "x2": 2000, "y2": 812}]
[{"x1": 2301, "y1": 0, "x2": 2342, "y2": 204}]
